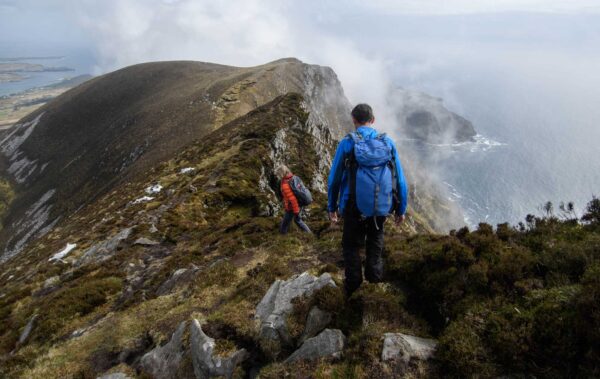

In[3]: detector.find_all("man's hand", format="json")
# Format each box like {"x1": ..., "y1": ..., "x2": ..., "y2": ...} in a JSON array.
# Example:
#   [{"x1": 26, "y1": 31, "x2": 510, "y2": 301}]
[
  {"x1": 394, "y1": 214, "x2": 405, "y2": 225},
  {"x1": 329, "y1": 211, "x2": 339, "y2": 223}
]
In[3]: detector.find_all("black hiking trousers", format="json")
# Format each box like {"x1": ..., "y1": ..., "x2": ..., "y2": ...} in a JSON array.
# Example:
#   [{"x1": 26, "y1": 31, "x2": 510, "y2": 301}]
[{"x1": 342, "y1": 203, "x2": 386, "y2": 296}]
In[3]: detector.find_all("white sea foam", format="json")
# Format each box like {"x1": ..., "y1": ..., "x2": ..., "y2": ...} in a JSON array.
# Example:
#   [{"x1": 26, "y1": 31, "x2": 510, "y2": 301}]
[{"x1": 401, "y1": 134, "x2": 506, "y2": 153}]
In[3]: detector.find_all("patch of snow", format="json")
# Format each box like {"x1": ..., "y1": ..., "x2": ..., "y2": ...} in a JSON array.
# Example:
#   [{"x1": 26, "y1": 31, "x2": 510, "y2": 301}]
[
  {"x1": 180, "y1": 167, "x2": 195, "y2": 174},
  {"x1": 145, "y1": 184, "x2": 163, "y2": 195},
  {"x1": 39, "y1": 162, "x2": 49, "y2": 173},
  {"x1": 1, "y1": 189, "x2": 57, "y2": 262},
  {"x1": 0, "y1": 112, "x2": 44, "y2": 158},
  {"x1": 49, "y1": 243, "x2": 77, "y2": 262},
  {"x1": 7, "y1": 151, "x2": 38, "y2": 183},
  {"x1": 132, "y1": 196, "x2": 154, "y2": 204}
]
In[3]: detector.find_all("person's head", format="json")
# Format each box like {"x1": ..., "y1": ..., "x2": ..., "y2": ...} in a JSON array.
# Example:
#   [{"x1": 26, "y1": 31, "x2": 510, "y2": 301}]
[
  {"x1": 275, "y1": 164, "x2": 291, "y2": 179},
  {"x1": 351, "y1": 103, "x2": 375, "y2": 127}
]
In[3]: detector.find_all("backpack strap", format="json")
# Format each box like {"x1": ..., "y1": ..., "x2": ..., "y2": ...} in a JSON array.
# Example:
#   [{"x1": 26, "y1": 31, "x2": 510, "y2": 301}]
[
  {"x1": 344, "y1": 133, "x2": 360, "y2": 211},
  {"x1": 346, "y1": 132, "x2": 362, "y2": 143},
  {"x1": 374, "y1": 132, "x2": 399, "y2": 214}
]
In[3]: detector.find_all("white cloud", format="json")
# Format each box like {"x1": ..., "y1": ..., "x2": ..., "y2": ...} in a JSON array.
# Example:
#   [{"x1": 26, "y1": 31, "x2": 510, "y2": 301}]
[
  {"x1": 355, "y1": 0, "x2": 600, "y2": 14},
  {"x1": 67, "y1": 0, "x2": 394, "y2": 118}
]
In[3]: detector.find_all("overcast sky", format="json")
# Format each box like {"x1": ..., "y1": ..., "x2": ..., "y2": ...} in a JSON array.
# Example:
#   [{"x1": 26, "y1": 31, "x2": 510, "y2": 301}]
[
  {"x1": 1, "y1": 0, "x2": 599, "y2": 60},
  {"x1": 1, "y1": 0, "x2": 599, "y2": 113}
]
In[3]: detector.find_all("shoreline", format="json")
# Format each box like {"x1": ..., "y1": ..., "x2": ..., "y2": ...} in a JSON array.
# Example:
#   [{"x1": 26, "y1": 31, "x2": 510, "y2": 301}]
[{"x1": 0, "y1": 74, "x2": 92, "y2": 127}]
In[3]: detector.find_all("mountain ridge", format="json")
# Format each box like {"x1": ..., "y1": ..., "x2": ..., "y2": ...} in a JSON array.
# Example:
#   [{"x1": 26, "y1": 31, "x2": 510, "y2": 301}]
[{"x1": 0, "y1": 58, "x2": 353, "y2": 261}]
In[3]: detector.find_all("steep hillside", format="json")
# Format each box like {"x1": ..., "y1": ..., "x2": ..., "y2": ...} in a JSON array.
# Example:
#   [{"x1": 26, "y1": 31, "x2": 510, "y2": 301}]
[
  {"x1": 0, "y1": 58, "x2": 352, "y2": 261},
  {"x1": 1, "y1": 93, "x2": 599, "y2": 378},
  {"x1": 0, "y1": 92, "x2": 598, "y2": 378},
  {"x1": 0, "y1": 92, "x2": 429, "y2": 377}
]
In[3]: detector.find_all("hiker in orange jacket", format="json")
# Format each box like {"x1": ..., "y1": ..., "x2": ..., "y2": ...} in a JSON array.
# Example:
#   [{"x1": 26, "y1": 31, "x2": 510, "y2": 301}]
[{"x1": 276, "y1": 165, "x2": 311, "y2": 234}]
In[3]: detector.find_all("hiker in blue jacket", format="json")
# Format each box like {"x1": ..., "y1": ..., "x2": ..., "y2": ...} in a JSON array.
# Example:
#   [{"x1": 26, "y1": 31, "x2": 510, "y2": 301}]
[{"x1": 327, "y1": 103, "x2": 408, "y2": 296}]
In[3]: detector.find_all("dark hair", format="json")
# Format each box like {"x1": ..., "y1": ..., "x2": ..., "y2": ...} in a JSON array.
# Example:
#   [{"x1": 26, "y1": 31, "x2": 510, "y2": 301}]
[{"x1": 351, "y1": 103, "x2": 374, "y2": 124}]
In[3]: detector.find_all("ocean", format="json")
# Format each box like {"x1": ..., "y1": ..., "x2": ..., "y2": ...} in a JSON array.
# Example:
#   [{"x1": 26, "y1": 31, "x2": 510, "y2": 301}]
[
  {"x1": 393, "y1": 58, "x2": 600, "y2": 227},
  {"x1": 0, "y1": 51, "x2": 95, "y2": 96}
]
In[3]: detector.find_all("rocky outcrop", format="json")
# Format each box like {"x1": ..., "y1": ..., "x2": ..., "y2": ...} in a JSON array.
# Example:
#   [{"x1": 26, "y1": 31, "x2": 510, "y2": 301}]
[
  {"x1": 285, "y1": 329, "x2": 346, "y2": 363},
  {"x1": 75, "y1": 227, "x2": 133, "y2": 267},
  {"x1": 15, "y1": 314, "x2": 37, "y2": 348},
  {"x1": 97, "y1": 373, "x2": 132, "y2": 379},
  {"x1": 391, "y1": 88, "x2": 476, "y2": 144},
  {"x1": 381, "y1": 333, "x2": 437, "y2": 363},
  {"x1": 156, "y1": 266, "x2": 200, "y2": 296},
  {"x1": 133, "y1": 237, "x2": 159, "y2": 246},
  {"x1": 140, "y1": 321, "x2": 187, "y2": 379},
  {"x1": 298, "y1": 306, "x2": 332, "y2": 345},
  {"x1": 32, "y1": 275, "x2": 60, "y2": 297},
  {"x1": 255, "y1": 272, "x2": 336, "y2": 350},
  {"x1": 190, "y1": 319, "x2": 248, "y2": 379}
]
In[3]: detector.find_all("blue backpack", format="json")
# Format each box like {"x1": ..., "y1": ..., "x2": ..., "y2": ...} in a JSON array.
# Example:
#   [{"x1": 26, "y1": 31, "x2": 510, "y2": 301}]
[{"x1": 346, "y1": 132, "x2": 395, "y2": 217}]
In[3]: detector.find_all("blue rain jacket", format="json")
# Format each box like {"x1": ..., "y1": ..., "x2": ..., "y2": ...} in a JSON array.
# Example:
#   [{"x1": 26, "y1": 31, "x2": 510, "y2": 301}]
[{"x1": 327, "y1": 125, "x2": 408, "y2": 216}]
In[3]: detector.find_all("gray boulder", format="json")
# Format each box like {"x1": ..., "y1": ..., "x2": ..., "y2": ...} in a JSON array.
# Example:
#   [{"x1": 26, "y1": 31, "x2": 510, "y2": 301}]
[
  {"x1": 97, "y1": 373, "x2": 132, "y2": 379},
  {"x1": 285, "y1": 329, "x2": 345, "y2": 363},
  {"x1": 381, "y1": 333, "x2": 437, "y2": 363},
  {"x1": 255, "y1": 272, "x2": 335, "y2": 348},
  {"x1": 76, "y1": 227, "x2": 133, "y2": 267},
  {"x1": 140, "y1": 321, "x2": 187, "y2": 379},
  {"x1": 33, "y1": 275, "x2": 60, "y2": 297},
  {"x1": 298, "y1": 306, "x2": 332, "y2": 345},
  {"x1": 134, "y1": 237, "x2": 160, "y2": 246},
  {"x1": 156, "y1": 266, "x2": 200, "y2": 296},
  {"x1": 190, "y1": 319, "x2": 248, "y2": 379},
  {"x1": 17, "y1": 314, "x2": 37, "y2": 346}
]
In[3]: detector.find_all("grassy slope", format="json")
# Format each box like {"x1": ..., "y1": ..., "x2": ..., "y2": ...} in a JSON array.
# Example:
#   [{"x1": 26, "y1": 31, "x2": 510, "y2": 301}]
[
  {"x1": 0, "y1": 58, "x2": 352, "y2": 260},
  {"x1": 0, "y1": 93, "x2": 598, "y2": 378}
]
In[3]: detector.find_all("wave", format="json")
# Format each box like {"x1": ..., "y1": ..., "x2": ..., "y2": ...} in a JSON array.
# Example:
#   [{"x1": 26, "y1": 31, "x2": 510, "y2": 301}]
[
  {"x1": 442, "y1": 181, "x2": 492, "y2": 228},
  {"x1": 399, "y1": 134, "x2": 506, "y2": 153}
]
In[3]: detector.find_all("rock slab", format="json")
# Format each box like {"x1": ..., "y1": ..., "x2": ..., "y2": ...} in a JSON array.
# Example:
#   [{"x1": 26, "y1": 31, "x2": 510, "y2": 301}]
[
  {"x1": 97, "y1": 373, "x2": 132, "y2": 379},
  {"x1": 190, "y1": 319, "x2": 248, "y2": 379},
  {"x1": 76, "y1": 227, "x2": 133, "y2": 267},
  {"x1": 286, "y1": 329, "x2": 345, "y2": 363},
  {"x1": 156, "y1": 266, "x2": 200, "y2": 296},
  {"x1": 381, "y1": 333, "x2": 437, "y2": 363},
  {"x1": 298, "y1": 306, "x2": 332, "y2": 345},
  {"x1": 18, "y1": 314, "x2": 37, "y2": 345},
  {"x1": 140, "y1": 321, "x2": 187, "y2": 379},
  {"x1": 255, "y1": 272, "x2": 335, "y2": 346},
  {"x1": 134, "y1": 237, "x2": 160, "y2": 246}
]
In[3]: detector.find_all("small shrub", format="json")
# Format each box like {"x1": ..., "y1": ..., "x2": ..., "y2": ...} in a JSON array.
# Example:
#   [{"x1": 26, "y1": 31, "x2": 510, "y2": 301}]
[{"x1": 34, "y1": 276, "x2": 122, "y2": 342}]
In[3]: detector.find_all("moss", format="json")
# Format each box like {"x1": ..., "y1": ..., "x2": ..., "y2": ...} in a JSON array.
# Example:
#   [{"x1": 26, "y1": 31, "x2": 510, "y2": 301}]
[
  {"x1": 32, "y1": 276, "x2": 123, "y2": 342},
  {"x1": 145, "y1": 201, "x2": 162, "y2": 211},
  {"x1": 205, "y1": 300, "x2": 256, "y2": 343},
  {"x1": 0, "y1": 178, "x2": 15, "y2": 230},
  {"x1": 437, "y1": 312, "x2": 497, "y2": 378},
  {"x1": 198, "y1": 260, "x2": 237, "y2": 288},
  {"x1": 235, "y1": 254, "x2": 293, "y2": 304},
  {"x1": 213, "y1": 338, "x2": 237, "y2": 357}
]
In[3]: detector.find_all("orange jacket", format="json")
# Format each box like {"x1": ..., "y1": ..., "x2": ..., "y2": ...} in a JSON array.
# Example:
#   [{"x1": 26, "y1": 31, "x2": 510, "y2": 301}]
[{"x1": 281, "y1": 173, "x2": 300, "y2": 214}]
